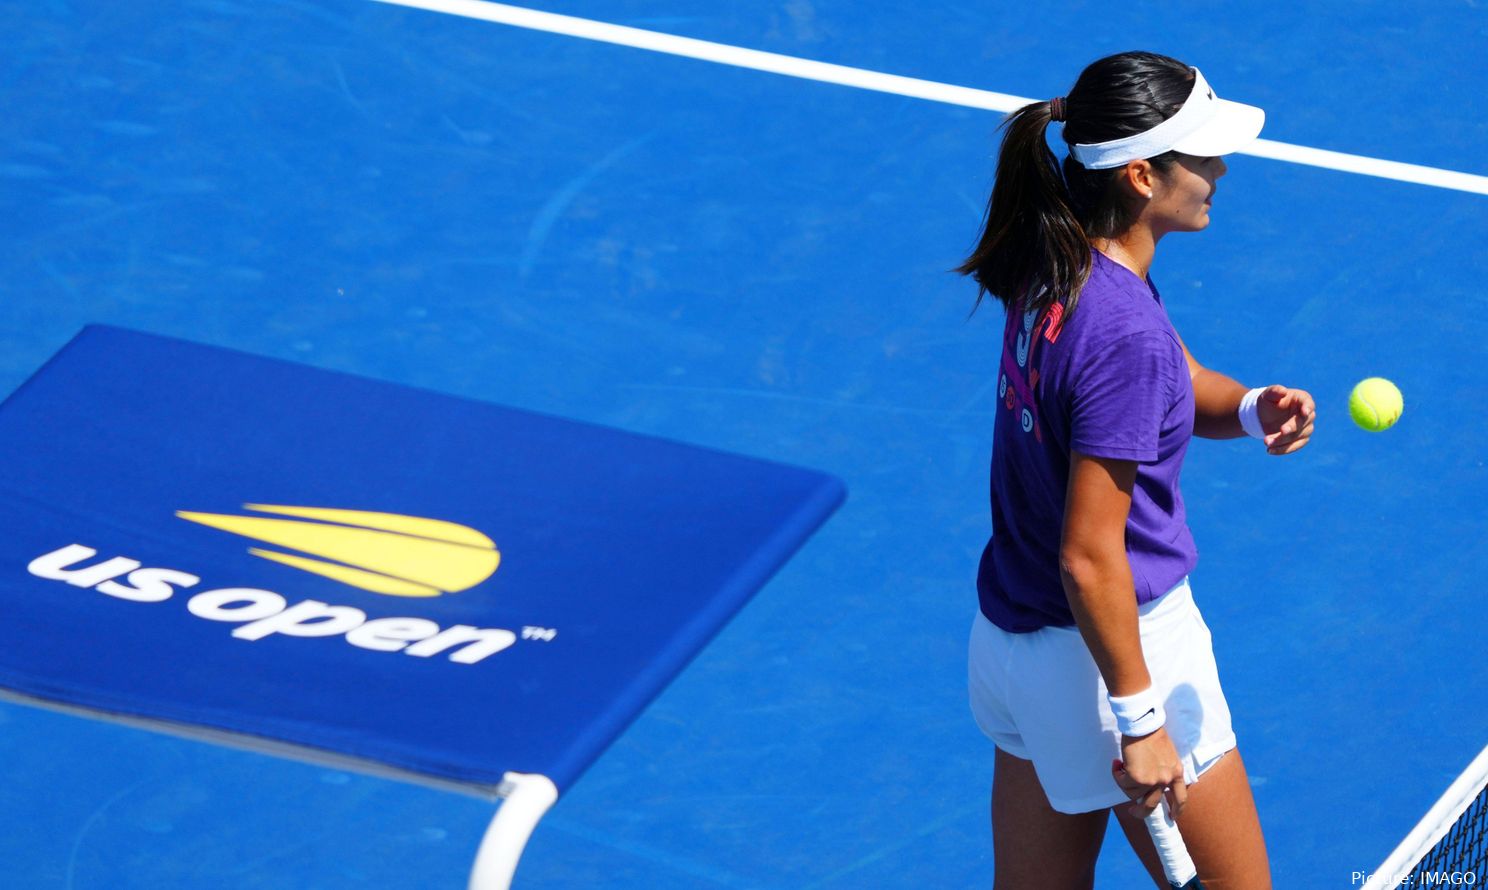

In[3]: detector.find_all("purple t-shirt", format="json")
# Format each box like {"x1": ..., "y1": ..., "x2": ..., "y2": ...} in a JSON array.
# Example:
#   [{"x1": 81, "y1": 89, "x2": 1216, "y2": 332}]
[{"x1": 977, "y1": 250, "x2": 1198, "y2": 633}]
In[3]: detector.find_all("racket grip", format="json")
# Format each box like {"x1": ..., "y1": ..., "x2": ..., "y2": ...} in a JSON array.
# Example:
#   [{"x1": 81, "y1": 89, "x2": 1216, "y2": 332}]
[{"x1": 1144, "y1": 800, "x2": 1200, "y2": 888}]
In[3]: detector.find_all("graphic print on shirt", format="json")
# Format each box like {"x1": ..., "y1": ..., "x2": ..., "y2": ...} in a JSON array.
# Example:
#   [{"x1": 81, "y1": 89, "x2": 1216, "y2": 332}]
[{"x1": 999, "y1": 302, "x2": 1063, "y2": 443}]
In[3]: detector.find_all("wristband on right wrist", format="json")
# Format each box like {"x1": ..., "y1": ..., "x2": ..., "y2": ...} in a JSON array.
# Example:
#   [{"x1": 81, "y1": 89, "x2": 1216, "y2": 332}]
[{"x1": 1108, "y1": 686, "x2": 1166, "y2": 738}]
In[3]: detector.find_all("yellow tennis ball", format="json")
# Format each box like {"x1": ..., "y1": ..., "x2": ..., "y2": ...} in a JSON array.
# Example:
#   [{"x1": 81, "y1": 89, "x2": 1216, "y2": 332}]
[{"x1": 1349, "y1": 378, "x2": 1403, "y2": 432}]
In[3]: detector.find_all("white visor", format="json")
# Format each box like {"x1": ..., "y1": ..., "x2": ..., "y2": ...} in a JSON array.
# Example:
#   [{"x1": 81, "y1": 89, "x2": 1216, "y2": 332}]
[{"x1": 1069, "y1": 68, "x2": 1265, "y2": 169}]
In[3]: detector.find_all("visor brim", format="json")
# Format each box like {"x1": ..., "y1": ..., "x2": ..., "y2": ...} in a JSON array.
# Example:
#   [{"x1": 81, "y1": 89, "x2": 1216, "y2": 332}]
[{"x1": 1170, "y1": 99, "x2": 1265, "y2": 158}]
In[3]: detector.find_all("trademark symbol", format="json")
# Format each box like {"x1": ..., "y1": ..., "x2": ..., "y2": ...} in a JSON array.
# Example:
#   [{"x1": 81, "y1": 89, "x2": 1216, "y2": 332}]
[{"x1": 521, "y1": 626, "x2": 557, "y2": 642}]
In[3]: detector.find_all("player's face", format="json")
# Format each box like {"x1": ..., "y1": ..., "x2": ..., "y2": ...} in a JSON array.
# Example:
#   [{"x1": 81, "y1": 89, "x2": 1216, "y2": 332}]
[{"x1": 1151, "y1": 154, "x2": 1227, "y2": 234}]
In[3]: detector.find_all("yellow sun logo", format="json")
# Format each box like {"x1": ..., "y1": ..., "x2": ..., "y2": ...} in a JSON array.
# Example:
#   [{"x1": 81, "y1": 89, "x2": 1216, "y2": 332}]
[{"x1": 176, "y1": 505, "x2": 499, "y2": 598}]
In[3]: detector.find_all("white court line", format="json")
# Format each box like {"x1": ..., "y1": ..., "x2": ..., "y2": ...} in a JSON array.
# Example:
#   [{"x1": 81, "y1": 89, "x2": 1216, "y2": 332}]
[{"x1": 372, "y1": 0, "x2": 1488, "y2": 197}]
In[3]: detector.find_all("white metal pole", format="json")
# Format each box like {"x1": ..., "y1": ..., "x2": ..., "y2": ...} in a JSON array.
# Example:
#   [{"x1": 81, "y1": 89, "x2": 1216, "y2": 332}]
[{"x1": 468, "y1": 772, "x2": 559, "y2": 890}]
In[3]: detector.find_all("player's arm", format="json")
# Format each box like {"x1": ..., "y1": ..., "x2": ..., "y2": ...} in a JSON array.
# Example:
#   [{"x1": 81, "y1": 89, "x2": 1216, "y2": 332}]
[
  {"x1": 1059, "y1": 450, "x2": 1149, "y2": 695},
  {"x1": 1175, "y1": 332, "x2": 1317, "y2": 454},
  {"x1": 1061, "y1": 449, "x2": 1187, "y2": 812},
  {"x1": 1174, "y1": 333, "x2": 1247, "y2": 438}
]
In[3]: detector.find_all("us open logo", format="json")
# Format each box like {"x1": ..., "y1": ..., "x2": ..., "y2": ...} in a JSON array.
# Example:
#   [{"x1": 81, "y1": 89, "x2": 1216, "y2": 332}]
[
  {"x1": 26, "y1": 505, "x2": 556, "y2": 666},
  {"x1": 175, "y1": 504, "x2": 501, "y2": 598}
]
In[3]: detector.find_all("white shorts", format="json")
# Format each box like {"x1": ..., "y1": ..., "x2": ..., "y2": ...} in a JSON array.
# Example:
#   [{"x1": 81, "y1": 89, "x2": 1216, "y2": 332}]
[{"x1": 967, "y1": 578, "x2": 1238, "y2": 814}]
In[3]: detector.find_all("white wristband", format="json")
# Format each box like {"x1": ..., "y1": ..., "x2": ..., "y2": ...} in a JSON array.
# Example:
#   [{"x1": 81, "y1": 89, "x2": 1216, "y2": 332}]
[
  {"x1": 1108, "y1": 686, "x2": 1166, "y2": 738},
  {"x1": 1237, "y1": 387, "x2": 1267, "y2": 440}
]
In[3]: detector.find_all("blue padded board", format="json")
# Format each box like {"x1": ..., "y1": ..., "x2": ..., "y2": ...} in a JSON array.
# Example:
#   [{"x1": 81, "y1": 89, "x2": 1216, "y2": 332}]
[{"x1": 0, "y1": 325, "x2": 844, "y2": 794}]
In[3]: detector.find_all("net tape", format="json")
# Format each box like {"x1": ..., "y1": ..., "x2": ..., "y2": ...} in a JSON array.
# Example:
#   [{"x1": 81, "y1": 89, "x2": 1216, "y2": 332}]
[
  {"x1": 1364, "y1": 745, "x2": 1488, "y2": 889},
  {"x1": 1408, "y1": 783, "x2": 1487, "y2": 880}
]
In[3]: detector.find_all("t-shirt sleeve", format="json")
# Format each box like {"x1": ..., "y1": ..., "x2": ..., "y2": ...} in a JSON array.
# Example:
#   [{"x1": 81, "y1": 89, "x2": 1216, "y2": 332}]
[{"x1": 1067, "y1": 330, "x2": 1183, "y2": 462}]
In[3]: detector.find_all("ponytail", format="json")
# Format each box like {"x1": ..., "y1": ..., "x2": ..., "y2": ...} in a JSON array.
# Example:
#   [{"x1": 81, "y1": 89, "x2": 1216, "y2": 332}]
[
  {"x1": 955, "y1": 101, "x2": 1089, "y2": 319},
  {"x1": 956, "y1": 51, "x2": 1194, "y2": 321}
]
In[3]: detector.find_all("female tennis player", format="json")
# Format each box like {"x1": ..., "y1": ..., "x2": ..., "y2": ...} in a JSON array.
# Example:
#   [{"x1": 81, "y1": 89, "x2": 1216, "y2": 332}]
[{"x1": 959, "y1": 52, "x2": 1313, "y2": 889}]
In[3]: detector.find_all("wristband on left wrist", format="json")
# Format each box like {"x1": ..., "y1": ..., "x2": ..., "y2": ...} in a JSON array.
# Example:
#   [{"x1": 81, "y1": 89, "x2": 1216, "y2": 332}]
[{"x1": 1237, "y1": 386, "x2": 1267, "y2": 440}]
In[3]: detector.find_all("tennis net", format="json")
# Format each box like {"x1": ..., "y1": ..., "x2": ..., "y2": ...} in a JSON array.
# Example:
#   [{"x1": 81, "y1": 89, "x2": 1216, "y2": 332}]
[{"x1": 1362, "y1": 744, "x2": 1488, "y2": 889}]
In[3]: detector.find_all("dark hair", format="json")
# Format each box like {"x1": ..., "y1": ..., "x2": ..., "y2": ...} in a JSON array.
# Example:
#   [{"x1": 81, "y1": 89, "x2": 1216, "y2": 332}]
[{"x1": 956, "y1": 51, "x2": 1195, "y2": 318}]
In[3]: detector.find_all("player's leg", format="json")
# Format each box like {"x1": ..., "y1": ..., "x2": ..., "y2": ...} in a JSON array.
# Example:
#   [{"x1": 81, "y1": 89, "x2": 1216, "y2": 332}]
[
  {"x1": 1111, "y1": 748, "x2": 1272, "y2": 890},
  {"x1": 992, "y1": 746, "x2": 1109, "y2": 890}
]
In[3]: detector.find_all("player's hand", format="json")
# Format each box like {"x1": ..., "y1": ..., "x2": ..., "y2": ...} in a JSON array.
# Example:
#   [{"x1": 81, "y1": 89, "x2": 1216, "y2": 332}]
[
  {"x1": 1256, "y1": 384, "x2": 1315, "y2": 455},
  {"x1": 1113, "y1": 727, "x2": 1187, "y2": 818}
]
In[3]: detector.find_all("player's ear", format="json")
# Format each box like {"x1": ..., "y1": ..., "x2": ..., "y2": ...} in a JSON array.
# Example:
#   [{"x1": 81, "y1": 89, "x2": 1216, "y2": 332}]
[{"x1": 1121, "y1": 160, "x2": 1158, "y2": 200}]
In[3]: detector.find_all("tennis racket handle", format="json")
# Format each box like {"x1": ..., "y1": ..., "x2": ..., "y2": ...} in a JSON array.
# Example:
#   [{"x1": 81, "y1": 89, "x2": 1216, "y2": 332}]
[{"x1": 1144, "y1": 800, "x2": 1200, "y2": 888}]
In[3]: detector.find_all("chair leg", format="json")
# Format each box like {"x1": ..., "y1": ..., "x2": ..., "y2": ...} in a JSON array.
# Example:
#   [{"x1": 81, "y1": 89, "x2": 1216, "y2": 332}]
[{"x1": 467, "y1": 772, "x2": 559, "y2": 890}]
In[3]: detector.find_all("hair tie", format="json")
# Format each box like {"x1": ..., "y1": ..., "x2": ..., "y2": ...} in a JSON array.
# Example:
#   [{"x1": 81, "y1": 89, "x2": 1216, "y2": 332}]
[{"x1": 1049, "y1": 96, "x2": 1067, "y2": 122}]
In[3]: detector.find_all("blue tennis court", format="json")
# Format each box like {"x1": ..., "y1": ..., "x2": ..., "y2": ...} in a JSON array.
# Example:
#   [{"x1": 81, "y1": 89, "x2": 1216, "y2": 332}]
[{"x1": 2, "y1": 1, "x2": 1485, "y2": 886}]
